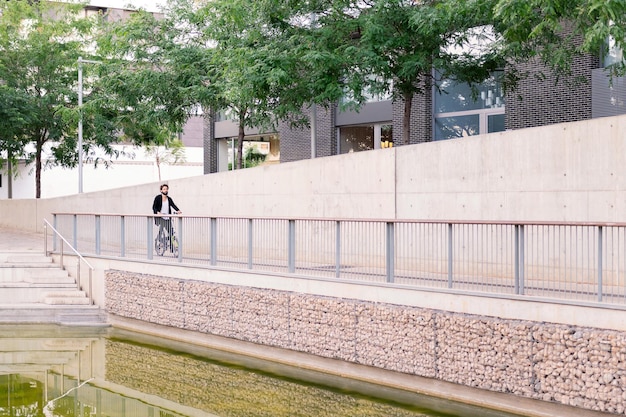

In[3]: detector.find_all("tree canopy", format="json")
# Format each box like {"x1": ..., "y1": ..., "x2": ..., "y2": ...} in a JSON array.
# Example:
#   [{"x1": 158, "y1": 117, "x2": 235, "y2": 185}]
[
  {"x1": 0, "y1": 0, "x2": 122, "y2": 198},
  {"x1": 2, "y1": 0, "x2": 625, "y2": 197}
]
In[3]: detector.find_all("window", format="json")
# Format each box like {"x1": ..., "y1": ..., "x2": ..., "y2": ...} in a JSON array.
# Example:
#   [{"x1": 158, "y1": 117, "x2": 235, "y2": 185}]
[
  {"x1": 338, "y1": 124, "x2": 392, "y2": 154},
  {"x1": 434, "y1": 71, "x2": 505, "y2": 140},
  {"x1": 604, "y1": 34, "x2": 624, "y2": 68},
  {"x1": 215, "y1": 108, "x2": 235, "y2": 122},
  {"x1": 341, "y1": 76, "x2": 392, "y2": 105}
]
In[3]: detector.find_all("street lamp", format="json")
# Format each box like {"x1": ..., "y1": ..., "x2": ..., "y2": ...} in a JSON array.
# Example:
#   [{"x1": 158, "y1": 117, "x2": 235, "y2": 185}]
[{"x1": 77, "y1": 56, "x2": 101, "y2": 194}]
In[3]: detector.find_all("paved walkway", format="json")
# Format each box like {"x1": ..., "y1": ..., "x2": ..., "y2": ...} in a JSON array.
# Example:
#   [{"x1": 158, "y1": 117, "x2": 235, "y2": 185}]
[{"x1": 0, "y1": 227, "x2": 46, "y2": 252}]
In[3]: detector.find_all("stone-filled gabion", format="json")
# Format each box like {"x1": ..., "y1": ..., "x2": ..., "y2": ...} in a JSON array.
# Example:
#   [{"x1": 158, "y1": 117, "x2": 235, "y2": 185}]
[{"x1": 105, "y1": 270, "x2": 626, "y2": 415}]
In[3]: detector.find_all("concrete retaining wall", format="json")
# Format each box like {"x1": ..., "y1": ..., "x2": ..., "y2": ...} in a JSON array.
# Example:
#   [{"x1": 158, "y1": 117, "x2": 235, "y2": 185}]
[
  {"x1": 106, "y1": 269, "x2": 626, "y2": 415},
  {"x1": 3, "y1": 115, "x2": 626, "y2": 234}
]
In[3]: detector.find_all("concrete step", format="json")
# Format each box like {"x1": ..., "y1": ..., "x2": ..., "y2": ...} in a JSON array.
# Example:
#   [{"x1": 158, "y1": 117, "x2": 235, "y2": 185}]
[
  {"x1": 0, "y1": 284, "x2": 80, "y2": 303},
  {"x1": 0, "y1": 338, "x2": 94, "y2": 351},
  {"x1": 0, "y1": 305, "x2": 109, "y2": 326},
  {"x1": 0, "y1": 267, "x2": 72, "y2": 283},
  {"x1": 0, "y1": 350, "x2": 78, "y2": 365},
  {"x1": 24, "y1": 269, "x2": 74, "y2": 284},
  {"x1": 0, "y1": 254, "x2": 53, "y2": 264},
  {"x1": 43, "y1": 293, "x2": 92, "y2": 305}
]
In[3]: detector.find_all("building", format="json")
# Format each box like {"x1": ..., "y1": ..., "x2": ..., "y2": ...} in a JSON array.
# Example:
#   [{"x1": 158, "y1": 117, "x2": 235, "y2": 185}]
[{"x1": 202, "y1": 36, "x2": 626, "y2": 173}]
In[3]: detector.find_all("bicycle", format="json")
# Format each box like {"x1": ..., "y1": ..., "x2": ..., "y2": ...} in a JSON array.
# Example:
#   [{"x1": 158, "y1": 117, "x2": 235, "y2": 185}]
[{"x1": 154, "y1": 220, "x2": 179, "y2": 257}]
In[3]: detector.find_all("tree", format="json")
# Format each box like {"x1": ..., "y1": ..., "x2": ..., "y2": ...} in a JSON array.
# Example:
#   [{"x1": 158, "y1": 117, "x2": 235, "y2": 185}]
[
  {"x1": 494, "y1": 0, "x2": 626, "y2": 78},
  {"x1": 95, "y1": 2, "x2": 209, "y2": 149},
  {"x1": 339, "y1": 0, "x2": 502, "y2": 144},
  {"x1": 249, "y1": 0, "x2": 504, "y2": 145},
  {"x1": 196, "y1": 0, "x2": 328, "y2": 169},
  {"x1": 0, "y1": 0, "x2": 120, "y2": 198},
  {"x1": 0, "y1": 86, "x2": 33, "y2": 198},
  {"x1": 144, "y1": 138, "x2": 187, "y2": 181}
]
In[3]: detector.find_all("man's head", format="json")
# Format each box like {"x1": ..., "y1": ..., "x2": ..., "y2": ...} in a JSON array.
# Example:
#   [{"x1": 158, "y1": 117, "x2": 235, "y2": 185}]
[{"x1": 160, "y1": 184, "x2": 169, "y2": 195}]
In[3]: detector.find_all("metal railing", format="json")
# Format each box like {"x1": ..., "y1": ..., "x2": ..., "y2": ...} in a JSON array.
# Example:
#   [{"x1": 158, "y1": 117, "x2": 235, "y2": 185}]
[
  {"x1": 44, "y1": 219, "x2": 95, "y2": 304},
  {"x1": 50, "y1": 213, "x2": 626, "y2": 308}
]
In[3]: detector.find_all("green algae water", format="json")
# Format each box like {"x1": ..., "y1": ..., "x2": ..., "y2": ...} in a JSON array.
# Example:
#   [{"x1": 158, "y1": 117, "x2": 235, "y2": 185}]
[{"x1": 0, "y1": 325, "x2": 522, "y2": 417}]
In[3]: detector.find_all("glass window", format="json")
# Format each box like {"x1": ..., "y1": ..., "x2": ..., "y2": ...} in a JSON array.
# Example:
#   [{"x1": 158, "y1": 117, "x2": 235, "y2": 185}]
[
  {"x1": 604, "y1": 34, "x2": 624, "y2": 68},
  {"x1": 434, "y1": 70, "x2": 505, "y2": 140},
  {"x1": 488, "y1": 114, "x2": 505, "y2": 133},
  {"x1": 381, "y1": 124, "x2": 392, "y2": 141},
  {"x1": 435, "y1": 71, "x2": 505, "y2": 113},
  {"x1": 434, "y1": 115, "x2": 480, "y2": 140},
  {"x1": 339, "y1": 126, "x2": 374, "y2": 153},
  {"x1": 215, "y1": 108, "x2": 235, "y2": 122}
]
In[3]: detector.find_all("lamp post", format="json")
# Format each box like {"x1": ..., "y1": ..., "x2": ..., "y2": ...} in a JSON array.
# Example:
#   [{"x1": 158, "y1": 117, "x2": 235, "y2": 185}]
[{"x1": 77, "y1": 56, "x2": 101, "y2": 194}]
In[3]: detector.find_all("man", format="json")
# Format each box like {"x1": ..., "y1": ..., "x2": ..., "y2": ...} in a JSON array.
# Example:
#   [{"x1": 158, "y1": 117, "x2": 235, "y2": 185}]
[{"x1": 152, "y1": 184, "x2": 182, "y2": 251}]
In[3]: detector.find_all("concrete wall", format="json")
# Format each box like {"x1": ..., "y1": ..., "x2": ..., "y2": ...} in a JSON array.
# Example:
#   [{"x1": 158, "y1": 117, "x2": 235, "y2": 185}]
[{"x1": 2, "y1": 114, "x2": 626, "y2": 233}]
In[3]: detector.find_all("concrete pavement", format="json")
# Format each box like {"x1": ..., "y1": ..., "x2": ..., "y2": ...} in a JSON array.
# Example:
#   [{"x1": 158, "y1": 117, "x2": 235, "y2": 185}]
[{"x1": 0, "y1": 227, "x2": 46, "y2": 252}]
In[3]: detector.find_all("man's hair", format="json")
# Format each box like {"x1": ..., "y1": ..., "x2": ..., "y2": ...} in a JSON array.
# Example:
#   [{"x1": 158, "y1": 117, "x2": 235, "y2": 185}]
[{"x1": 160, "y1": 184, "x2": 169, "y2": 190}]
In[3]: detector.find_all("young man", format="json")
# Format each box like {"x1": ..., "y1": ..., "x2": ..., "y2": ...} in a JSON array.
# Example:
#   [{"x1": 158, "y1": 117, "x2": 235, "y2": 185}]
[{"x1": 152, "y1": 184, "x2": 182, "y2": 250}]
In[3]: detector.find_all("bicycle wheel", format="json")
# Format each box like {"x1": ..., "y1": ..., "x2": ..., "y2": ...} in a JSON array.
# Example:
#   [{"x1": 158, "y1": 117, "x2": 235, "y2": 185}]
[
  {"x1": 171, "y1": 235, "x2": 179, "y2": 257},
  {"x1": 155, "y1": 236, "x2": 165, "y2": 256}
]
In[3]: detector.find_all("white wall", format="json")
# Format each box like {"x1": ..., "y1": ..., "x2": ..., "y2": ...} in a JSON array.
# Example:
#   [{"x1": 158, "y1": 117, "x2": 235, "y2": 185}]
[
  {"x1": 2, "y1": 114, "x2": 626, "y2": 233},
  {"x1": 0, "y1": 145, "x2": 204, "y2": 200}
]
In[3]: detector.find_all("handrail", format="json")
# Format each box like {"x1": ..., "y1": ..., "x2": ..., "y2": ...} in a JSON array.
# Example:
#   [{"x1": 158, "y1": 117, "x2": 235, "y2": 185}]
[
  {"x1": 43, "y1": 219, "x2": 95, "y2": 305},
  {"x1": 49, "y1": 212, "x2": 626, "y2": 228}
]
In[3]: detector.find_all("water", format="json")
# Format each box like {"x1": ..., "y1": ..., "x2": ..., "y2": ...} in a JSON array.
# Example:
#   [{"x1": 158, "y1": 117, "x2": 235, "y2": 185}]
[{"x1": 0, "y1": 325, "x2": 524, "y2": 417}]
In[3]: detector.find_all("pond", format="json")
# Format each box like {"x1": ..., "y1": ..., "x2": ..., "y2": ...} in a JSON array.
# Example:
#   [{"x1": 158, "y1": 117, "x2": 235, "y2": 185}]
[{"x1": 0, "y1": 324, "x2": 525, "y2": 417}]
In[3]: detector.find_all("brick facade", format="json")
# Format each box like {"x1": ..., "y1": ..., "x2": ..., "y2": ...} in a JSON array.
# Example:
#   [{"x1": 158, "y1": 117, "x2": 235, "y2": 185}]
[
  {"x1": 278, "y1": 105, "x2": 336, "y2": 163},
  {"x1": 506, "y1": 54, "x2": 599, "y2": 130},
  {"x1": 202, "y1": 56, "x2": 602, "y2": 168},
  {"x1": 202, "y1": 113, "x2": 217, "y2": 174}
]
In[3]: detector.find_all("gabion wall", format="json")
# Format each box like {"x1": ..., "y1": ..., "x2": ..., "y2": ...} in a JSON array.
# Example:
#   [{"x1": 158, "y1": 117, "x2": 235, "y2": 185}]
[{"x1": 106, "y1": 270, "x2": 626, "y2": 415}]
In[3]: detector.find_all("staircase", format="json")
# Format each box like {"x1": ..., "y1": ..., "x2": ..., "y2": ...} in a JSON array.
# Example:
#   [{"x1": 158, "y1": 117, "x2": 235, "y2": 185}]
[{"x1": 0, "y1": 251, "x2": 108, "y2": 326}]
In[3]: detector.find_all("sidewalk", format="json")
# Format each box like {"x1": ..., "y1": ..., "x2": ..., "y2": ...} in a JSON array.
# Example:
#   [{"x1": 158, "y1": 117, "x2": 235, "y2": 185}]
[{"x1": 0, "y1": 227, "x2": 45, "y2": 252}]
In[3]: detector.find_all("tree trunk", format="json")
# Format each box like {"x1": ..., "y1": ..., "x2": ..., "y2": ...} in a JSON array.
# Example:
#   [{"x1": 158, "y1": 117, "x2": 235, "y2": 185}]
[
  {"x1": 403, "y1": 91, "x2": 413, "y2": 145},
  {"x1": 7, "y1": 154, "x2": 12, "y2": 199},
  {"x1": 35, "y1": 141, "x2": 42, "y2": 199},
  {"x1": 236, "y1": 112, "x2": 246, "y2": 169}
]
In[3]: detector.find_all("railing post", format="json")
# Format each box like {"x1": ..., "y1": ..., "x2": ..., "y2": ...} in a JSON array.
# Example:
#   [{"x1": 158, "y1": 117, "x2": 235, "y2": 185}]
[
  {"x1": 53, "y1": 214, "x2": 58, "y2": 253},
  {"x1": 386, "y1": 222, "x2": 394, "y2": 283},
  {"x1": 288, "y1": 219, "x2": 295, "y2": 273},
  {"x1": 177, "y1": 216, "x2": 183, "y2": 262},
  {"x1": 44, "y1": 222, "x2": 48, "y2": 256},
  {"x1": 248, "y1": 219, "x2": 253, "y2": 269},
  {"x1": 519, "y1": 225, "x2": 525, "y2": 295},
  {"x1": 448, "y1": 223, "x2": 453, "y2": 288},
  {"x1": 95, "y1": 215, "x2": 101, "y2": 255},
  {"x1": 335, "y1": 221, "x2": 341, "y2": 278},
  {"x1": 72, "y1": 214, "x2": 78, "y2": 250},
  {"x1": 147, "y1": 217, "x2": 153, "y2": 260},
  {"x1": 120, "y1": 216, "x2": 125, "y2": 257},
  {"x1": 210, "y1": 217, "x2": 217, "y2": 266},
  {"x1": 515, "y1": 225, "x2": 520, "y2": 294},
  {"x1": 76, "y1": 258, "x2": 81, "y2": 291},
  {"x1": 88, "y1": 268, "x2": 93, "y2": 305},
  {"x1": 598, "y1": 226, "x2": 603, "y2": 302}
]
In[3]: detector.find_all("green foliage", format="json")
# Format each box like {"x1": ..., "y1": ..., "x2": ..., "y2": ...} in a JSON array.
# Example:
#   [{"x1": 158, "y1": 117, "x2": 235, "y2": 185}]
[
  {"x1": 0, "y1": 0, "x2": 119, "y2": 197},
  {"x1": 494, "y1": 0, "x2": 626, "y2": 77},
  {"x1": 0, "y1": 86, "x2": 33, "y2": 171},
  {"x1": 145, "y1": 138, "x2": 187, "y2": 181},
  {"x1": 95, "y1": 1, "x2": 213, "y2": 146}
]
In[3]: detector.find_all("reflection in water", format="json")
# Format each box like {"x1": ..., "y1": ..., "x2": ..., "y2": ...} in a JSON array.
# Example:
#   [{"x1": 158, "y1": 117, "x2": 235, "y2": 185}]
[{"x1": 0, "y1": 325, "x2": 521, "y2": 417}]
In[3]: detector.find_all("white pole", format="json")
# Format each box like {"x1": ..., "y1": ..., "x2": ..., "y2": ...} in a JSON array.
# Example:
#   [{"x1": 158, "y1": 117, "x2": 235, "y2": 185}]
[{"x1": 78, "y1": 57, "x2": 84, "y2": 193}]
